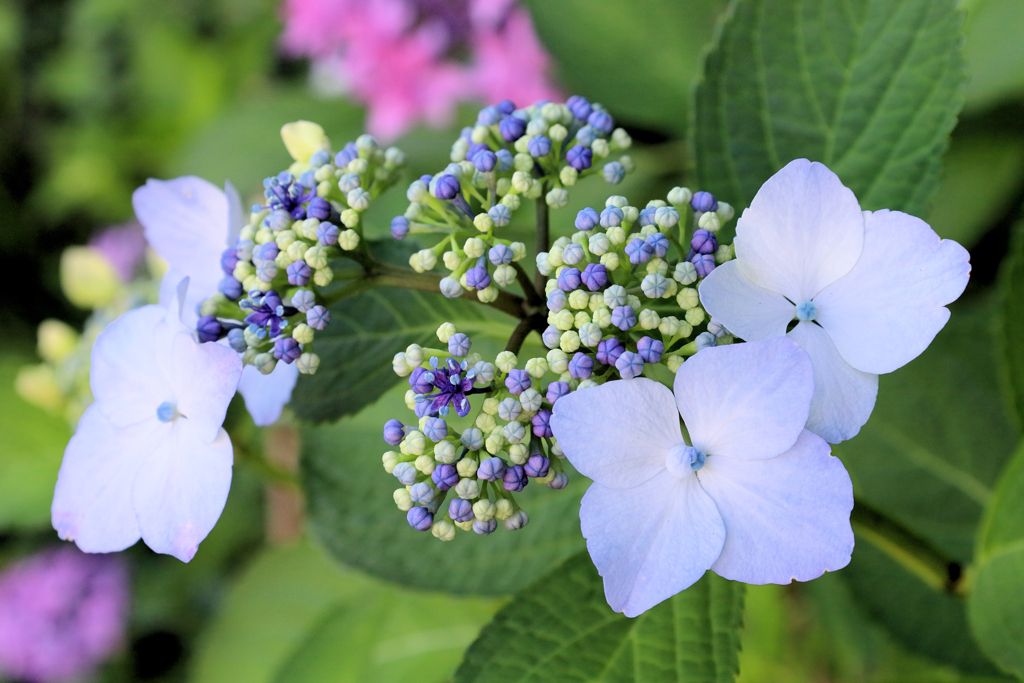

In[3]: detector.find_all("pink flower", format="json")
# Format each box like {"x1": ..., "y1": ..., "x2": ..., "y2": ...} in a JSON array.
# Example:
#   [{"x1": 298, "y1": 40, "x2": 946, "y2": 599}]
[
  {"x1": 471, "y1": 7, "x2": 561, "y2": 107},
  {"x1": 88, "y1": 223, "x2": 147, "y2": 282},
  {"x1": 0, "y1": 547, "x2": 129, "y2": 682}
]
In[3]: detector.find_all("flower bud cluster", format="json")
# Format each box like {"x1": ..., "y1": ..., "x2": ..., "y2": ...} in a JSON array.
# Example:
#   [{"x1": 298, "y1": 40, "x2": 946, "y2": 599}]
[
  {"x1": 193, "y1": 123, "x2": 408, "y2": 376},
  {"x1": 390, "y1": 96, "x2": 634, "y2": 300},
  {"x1": 383, "y1": 323, "x2": 570, "y2": 541}
]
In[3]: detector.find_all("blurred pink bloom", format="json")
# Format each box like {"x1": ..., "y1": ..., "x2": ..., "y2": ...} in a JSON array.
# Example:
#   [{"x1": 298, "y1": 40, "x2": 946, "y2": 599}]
[
  {"x1": 0, "y1": 547, "x2": 129, "y2": 683},
  {"x1": 89, "y1": 223, "x2": 147, "y2": 282},
  {"x1": 280, "y1": 0, "x2": 559, "y2": 141}
]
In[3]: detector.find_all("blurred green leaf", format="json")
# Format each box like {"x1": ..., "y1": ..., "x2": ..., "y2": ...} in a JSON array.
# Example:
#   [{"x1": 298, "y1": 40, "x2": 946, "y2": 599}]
[
  {"x1": 192, "y1": 540, "x2": 498, "y2": 683},
  {"x1": 962, "y1": 0, "x2": 1024, "y2": 112},
  {"x1": 454, "y1": 552, "x2": 745, "y2": 683},
  {"x1": 998, "y1": 217, "x2": 1024, "y2": 430},
  {"x1": 835, "y1": 299, "x2": 1018, "y2": 674},
  {"x1": 968, "y1": 441, "x2": 1024, "y2": 678},
  {"x1": 0, "y1": 357, "x2": 69, "y2": 529},
  {"x1": 526, "y1": 0, "x2": 727, "y2": 133},
  {"x1": 301, "y1": 385, "x2": 587, "y2": 596},
  {"x1": 290, "y1": 287, "x2": 518, "y2": 424},
  {"x1": 693, "y1": 0, "x2": 966, "y2": 218}
]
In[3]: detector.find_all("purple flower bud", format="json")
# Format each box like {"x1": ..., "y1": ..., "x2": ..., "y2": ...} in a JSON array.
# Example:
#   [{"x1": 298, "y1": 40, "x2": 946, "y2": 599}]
[
  {"x1": 575, "y1": 207, "x2": 599, "y2": 231},
  {"x1": 596, "y1": 338, "x2": 624, "y2": 366},
  {"x1": 221, "y1": 248, "x2": 238, "y2": 275},
  {"x1": 448, "y1": 332, "x2": 472, "y2": 357},
  {"x1": 625, "y1": 238, "x2": 653, "y2": 265},
  {"x1": 256, "y1": 242, "x2": 279, "y2": 262},
  {"x1": 266, "y1": 209, "x2": 292, "y2": 231},
  {"x1": 587, "y1": 110, "x2": 614, "y2": 134},
  {"x1": 433, "y1": 174, "x2": 461, "y2": 200},
  {"x1": 557, "y1": 267, "x2": 582, "y2": 292},
  {"x1": 431, "y1": 464, "x2": 458, "y2": 490},
  {"x1": 568, "y1": 352, "x2": 593, "y2": 379},
  {"x1": 580, "y1": 263, "x2": 608, "y2": 291},
  {"x1": 531, "y1": 409, "x2": 553, "y2": 437},
  {"x1": 478, "y1": 457, "x2": 507, "y2": 482},
  {"x1": 547, "y1": 290, "x2": 568, "y2": 314},
  {"x1": 542, "y1": 325, "x2": 561, "y2": 349},
  {"x1": 409, "y1": 481, "x2": 435, "y2": 506},
  {"x1": 690, "y1": 228, "x2": 718, "y2": 255},
  {"x1": 615, "y1": 350, "x2": 644, "y2": 379},
  {"x1": 389, "y1": 216, "x2": 409, "y2": 240},
  {"x1": 335, "y1": 142, "x2": 358, "y2": 167},
  {"x1": 306, "y1": 196, "x2": 331, "y2": 220},
  {"x1": 499, "y1": 116, "x2": 526, "y2": 142},
  {"x1": 477, "y1": 105, "x2": 501, "y2": 126},
  {"x1": 548, "y1": 472, "x2": 569, "y2": 489},
  {"x1": 473, "y1": 149, "x2": 497, "y2": 172},
  {"x1": 273, "y1": 337, "x2": 301, "y2": 364},
  {"x1": 473, "y1": 519, "x2": 498, "y2": 535},
  {"x1": 528, "y1": 135, "x2": 552, "y2": 158},
  {"x1": 196, "y1": 315, "x2": 222, "y2": 343},
  {"x1": 567, "y1": 95, "x2": 593, "y2": 121},
  {"x1": 505, "y1": 369, "x2": 531, "y2": 395},
  {"x1": 449, "y1": 498, "x2": 474, "y2": 523},
  {"x1": 465, "y1": 266, "x2": 491, "y2": 290},
  {"x1": 525, "y1": 454, "x2": 550, "y2": 478},
  {"x1": 691, "y1": 191, "x2": 718, "y2": 213},
  {"x1": 496, "y1": 99, "x2": 516, "y2": 115},
  {"x1": 600, "y1": 206, "x2": 623, "y2": 228},
  {"x1": 409, "y1": 367, "x2": 434, "y2": 394},
  {"x1": 219, "y1": 276, "x2": 242, "y2": 300},
  {"x1": 422, "y1": 416, "x2": 447, "y2": 442},
  {"x1": 637, "y1": 336, "x2": 664, "y2": 363},
  {"x1": 312, "y1": 222, "x2": 337, "y2": 246},
  {"x1": 638, "y1": 207, "x2": 657, "y2": 227},
  {"x1": 546, "y1": 381, "x2": 570, "y2": 404},
  {"x1": 610, "y1": 305, "x2": 636, "y2": 331},
  {"x1": 566, "y1": 145, "x2": 593, "y2": 170},
  {"x1": 503, "y1": 464, "x2": 528, "y2": 492},
  {"x1": 488, "y1": 244, "x2": 514, "y2": 266},
  {"x1": 691, "y1": 253, "x2": 716, "y2": 278},
  {"x1": 646, "y1": 233, "x2": 670, "y2": 258},
  {"x1": 407, "y1": 507, "x2": 433, "y2": 531},
  {"x1": 383, "y1": 419, "x2": 406, "y2": 446},
  {"x1": 286, "y1": 259, "x2": 312, "y2": 286},
  {"x1": 307, "y1": 305, "x2": 330, "y2": 330}
]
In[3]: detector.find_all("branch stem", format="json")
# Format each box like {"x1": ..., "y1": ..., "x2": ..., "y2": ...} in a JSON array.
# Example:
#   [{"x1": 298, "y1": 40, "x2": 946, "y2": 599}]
[{"x1": 534, "y1": 191, "x2": 549, "y2": 294}]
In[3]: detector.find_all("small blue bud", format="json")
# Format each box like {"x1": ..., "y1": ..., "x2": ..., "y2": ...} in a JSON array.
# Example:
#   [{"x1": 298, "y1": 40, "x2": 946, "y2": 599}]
[
  {"x1": 566, "y1": 95, "x2": 593, "y2": 121},
  {"x1": 334, "y1": 142, "x2": 358, "y2": 167},
  {"x1": 545, "y1": 382, "x2": 570, "y2": 405},
  {"x1": 291, "y1": 290, "x2": 315, "y2": 312},
  {"x1": 603, "y1": 161, "x2": 626, "y2": 184},
  {"x1": 221, "y1": 248, "x2": 238, "y2": 275},
  {"x1": 394, "y1": 462, "x2": 418, "y2": 486},
  {"x1": 525, "y1": 454, "x2": 550, "y2": 478},
  {"x1": 580, "y1": 263, "x2": 608, "y2": 291},
  {"x1": 384, "y1": 419, "x2": 406, "y2": 446},
  {"x1": 449, "y1": 498, "x2": 474, "y2": 523},
  {"x1": 654, "y1": 206, "x2": 680, "y2": 229},
  {"x1": 227, "y1": 328, "x2": 247, "y2": 353},
  {"x1": 473, "y1": 519, "x2": 498, "y2": 535},
  {"x1": 266, "y1": 209, "x2": 292, "y2": 231},
  {"x1": 488, "y1": 203, "x2": 512, "y2": 227},
  {"x1": 615, "y1": 350, "x2": 644, "y2": 380},
  {"x1": 568, "y1": 352, "x2": 593, "y2": 379},
  {"x1": 547, "y1": 289, "x2": 567, "y2": 312},
  {"x1": 473, "y1": 149, "x2": 497, "y2": 172},
  {"x1": 499, "y1": 116, "x2": 527, "y2": 142},
  {"x1": 407, "y1": 506, "x2": 433, "y2": 532},
  {"x1": 542, "y1": 325, "x2": 561, "y2": 349},
  {"x1": 575, "y1": 207, "x2": 599, "y2": 231},
  {"x1": 695, "y1": 331, "x2": 718, "y2": 351},
  {"x1": 566, "y1": 145, "x2": 593, "y2": 171},
  {"x1": 691, "y1": 191, "x2": 718, "y2": 213},
  {"x1": 389, "y1": 216, "x2": 409, "y2": 240},
  {"x1": 637, "y1": 336, "x2": 664, "y2": 363},
  {"x1": 434, "y1": 174, "x2": 461, "y2": 200},
  {"x1": 488, "y1": 243, "x2": 514, "y2": 265},
  {"x1": 576, "y1": 125, "x2": 597, "y2": 146},
  {"x1": 587, "y1": 110, "x2": 614, "y2": 134},
  {"x1": 465, "y1": 265, "x2": 491, "y2": 290},
  {"x1": 502, "y1": 464, "x2": 528, "y2": 492},
  {"x1": 645, "y1": 232, "x2": 670, "y2": 259},
  {"x1": 448, "y1": 332, "x2": 472, "y2": 357},
  {"x1": 691, "y1": 253, "x2": 716, "y2": 278},
  {"x1": 505, "y1": 369, "x2": 532, "y2": 396},
  {"x1": 478, "y1": 457, "x2": 507, "y2": 482},
  {"x1": 309, "y1": 149, "x2": 331, "y2": 168},
  {"x1": 531, "y1": 409, "x2": 553, "y2": 438},
  {"x1": 219, "y1": 276, "x2": 242, "y2": 301},
  {"x1": 496, "y1": 99, "x2": 516, "y2": 115},
  {"x1": 306, "y1": 197, "x2": 331, "y2": 220},
  {"x1": 691, "y1": 228, "x2": 718, "y2": 255},
  {"x1": 409, "y1": 482, "x2": 435, "y2": 505},
  {"x1": 307, "y1": 305, "x2": 330, "y2": 331},
  {"x1": 638, "y1": 207, "x2": 657, "y2": 227},
  {"x1": 495, "y1": 148, "x2": 514, "y2": 172},
  {"x1": 273, "y1": 338, "x2": 302, "y2": 364},
  {"x1": 625, "y1": 238, "x2": 653, "y2": 265},
  {"x1": 557, "y1": 267, "x2": 582, "y2": 292},
  {"x1": 196, "y1": 315, "x2": 222, "y2": 343},
  {"x1": 286, "y1": 260, "x2": 312, "y2": 286},
  {"x1": 409, "y1": 367, "x2": 433, "y2": 393},
  {"x1": 610, "y1": 305, "x2": 636, "y2": 331},
  {"x1": 528, "y1": 135, "x2": 552, "y2": 158},
  {"x1": 599, "y1": 206, "x2": 623, "y2": 228},
  {"x1": 431, "y1": 463, "x2": 458, "y2": 490},
  {"x1": 597, "y1": 338, "x2": 624, "y2": 365}
]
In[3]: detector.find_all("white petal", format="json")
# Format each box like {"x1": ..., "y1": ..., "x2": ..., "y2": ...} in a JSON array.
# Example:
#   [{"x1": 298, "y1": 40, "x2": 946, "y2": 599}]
[
  {"x1": 550, "y1": 378, "x2": 683, "y2": 489},
  {"x1": 736, "y1": 159, "x2": 865, "y2": 302},
  {"x1": 131, "y1": 420, "x2": 234, "y2": 562},
  {"x1": 225, "y1": 180, "x2": 244, "y2": 247},
  {"x1": 51, "y1": 405, "x2": 144, "y2": 553},
  {"x1": 699, "y1": 261, "x2": 795, "y2": 341},
  {"x1": 90, "y1": 305, "x2": 170, "y2": 427},
  {"x1": 814, "y1": 210, "x2": 971, "y2": 375},
  {"x1": 674, "y1": 337, "x2": 813, "y2": 460},
  {"x1": 238, "y1": 362, "x2": 299, "y2": 427},
  {"x1": 580, "y1": 474, "x2": 724, "y2": 617},
  {"x1": 699, "y1": 430, "x2": 854, "y2": 584},
  {"x1": 171, "y1": 332, "x2": 242, "y2": 444},
  {"x1": 788, "y1": 322, "x2": 878, "y2": 443}
]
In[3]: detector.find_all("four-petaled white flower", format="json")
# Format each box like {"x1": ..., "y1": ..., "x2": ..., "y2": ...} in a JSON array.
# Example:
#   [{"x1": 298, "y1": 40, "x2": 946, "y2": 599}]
[
  {"x1": 52, "y1": 281, "x2": 243, "y2": 562},
  {"x1": 550, "y1": 337, "x2": 854, "y2": 617},
  {"x1": 133, "y1": 176, "x2": 298, "y2": 426},
  {"x1": 700, "y1": 159, "x2": 970, "y2": 443}
]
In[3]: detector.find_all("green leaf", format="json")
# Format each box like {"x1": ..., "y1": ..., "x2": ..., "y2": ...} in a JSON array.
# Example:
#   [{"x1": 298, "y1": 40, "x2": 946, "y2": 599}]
[
  {"x1": 453, "y1": 552, "x2": 745, "y2": 683},
  {"x1": 192, "y1": 540, "x2": 500, "y2": 683},
  {"x1": 0, "y1": 357, "x2": 71, "y2": 529},
  {"x1": 301, "y1": 385, "x2": 587, "y2": 596},
  {"x1": 962, "y1": 0, "x2": 1024, "y2": 112},
  {"x1": 968, "y1": 441, "x2": 1024, "y2": 678},
  {"x1": 525, "y1": 0, "x2": 727, "y2": 133},
  {"x1": 693, "y1": 0, "x2": 966, "y2": 218},
  {"x1": 998, "y1": 217, "x2": 1024, "y2": 431},
  {"x1": 835, "y1": 298, "x2": 1018, "y2": 674},
  {"x1": 290, "y1": 287, "x2": 518, "y2": 424}
]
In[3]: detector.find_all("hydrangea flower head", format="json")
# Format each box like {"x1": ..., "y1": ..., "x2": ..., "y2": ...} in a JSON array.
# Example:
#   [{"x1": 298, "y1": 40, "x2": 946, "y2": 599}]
[
  {"x1": 550, "y1": 337, "x2": 854, "y2": 617},
  {"x1": 699, "y1": 160, "x2": 970, "y2": 442}
]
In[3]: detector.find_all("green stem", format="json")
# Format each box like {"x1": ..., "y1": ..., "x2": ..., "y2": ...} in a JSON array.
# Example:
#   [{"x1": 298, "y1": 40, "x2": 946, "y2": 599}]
[
  {"x1": 505, "y1": 313, "x2": 545, "y2": 354},
  {"x1": 534, "y1": 189, "x2": 549, "y2": 294},
  {"x1": 513, "y1": 261, "x2": 545, "y2": 308}
]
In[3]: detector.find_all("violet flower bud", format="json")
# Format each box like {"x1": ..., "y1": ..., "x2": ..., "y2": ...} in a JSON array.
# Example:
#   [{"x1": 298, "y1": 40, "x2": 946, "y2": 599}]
[
  {"x1": 587, "y1": 110, "x2": 614, "y2": 134},
  {"x1": 610, "y1": 305, "x2": 636, "y2": 331},
  {"x1": 691, "y1": 253, "x2": 716, "y2": 278},
  {"x1": 542, "y1": 325, "x2": 561, "y2": 349},
  {"x1": 547, "y1": 289, "x2": 567, "y2": 312},
  {"x1": 393, "y1": 462, "x2": 417, "y2": 486},
  {"x1": 407, "y1": 507, "x2": 433, "y2": 531},
  {"x1": 273, "y1": 337, "x2": 301, "y2": 364},
  {"x1": 422, "y1": 416, "x2": 447, "y2": 441},
  {"x1": 690, "y1": 191, "x2": 718, "y2": 213},
  {"x1": 196, "y1": 315, "x2": 222, "y2": 343},
  {"x1": 478, "y1": 457, "x2": 507, "y2": 482},
  {"x1": 389, "y1": 216, "x2": 409, "y2": 241},
  {"x1": 409, "y1": 367, "x2": 433, "y2": 394},
  {"x1": 473, "y1": 519, "x2": 498, "y2": 535},
  {"x1": 625, "y1": 237, "x2": 653, "y2": 265},
  {"x1": 306, "y1": 197, "x2": 331, "y2": 220},
  {"x1": 431, "y1": 464, "x2": 458, "y2": 490},
  {"x1": 548, "y1": 472, "x2": 569, "y2": 489},
  {"x1": 219, "y1": 276, "x2": 242, "y2": 300},
  {"x1": 557, "y1": 267, "x2": 582, "y2": 292},
  {"x1": 525, "y1": 454, "x2": 550, "y2": 479},
  {"x1": 409, "y1": 482, "x2": 435, "y2": 506},
  {"x1": 532, "y1": 409, "x2": 553, "y2": 438},
  {"x1": 287, "y1": 260, "x2": 312, "y2": 286},
  {"x1": 307, "y1": 305, "x2": 330, "y2": 330},
  {"x1": 504, "y1": 509, "x2": 529, "y2": 530},
  {"x1": 221, "y1": 248, "x2": 238, "y2": 275},
  {"x1": 637, "y1": 336, "x2": 664, "y2": 363},
  {"x1": 567, "y1": 95, "x2": 592, "y2": 121},
  {"x1": 499, "y1": 116, "x2": 526, "y2": 142},
  {"x1": 465, "y1": 264, "x2": 491, "y2": 290},
  {"x1": 580, "y1": 263, "x2": 608, "y2": 291},
  {"x1": 568, "y1": 352, "x2": 594, "y2": 379},
  {"x1": 528, "y1": 135, "x2": 552, "y2": 158},
  {"x1": 691, "y1": 228, "x2": 718, "y2": 255},
  {"x1": 291, "y1": 289, "x2": 315, "y2": 312},
  {"x1": 449, "y1": 498, "x2": 474, "y2": 523},
  {"x1": 489, "y1": 244, "x2": 514, "y2": 266},
  {"x1": 546, "y1": 381, "x2": 570, "y2": 404},
  {"x1": 596, "y1": 338, "x2": 624, "y2": 365},
  {"x1": 383, "y1": 419, "x2": 406, "y2": 446},
  {"x1": 615, "y1": 350, "x2": 644, "y2": 380},
  {"x1": 599, "y1": 206, "x2": 623, "y2": 228},
  {"x1": 566, "y1": 145, "x2": 593, "y2": 170},
  {"x1": 448, "y1": 333, "x2": 472, "y2": 357},
  {"x1": 575, "y1": 207, "x2": 599, "y2": 231},
  {"x1": 645, "y1": 232, "x2": 670, "y2": 258},
  {"x1": 433, "y1": 174, "x2": 461, "y2": 200},
  {"x1": 503, "y1": 464, "x2": 528, "y2": 492},
  {"x1": 473, "y1": 149, "x2": 498, "y2": 173},
  {"x1": 505, "y1": 369, "x2": 531, "y2": 395}
]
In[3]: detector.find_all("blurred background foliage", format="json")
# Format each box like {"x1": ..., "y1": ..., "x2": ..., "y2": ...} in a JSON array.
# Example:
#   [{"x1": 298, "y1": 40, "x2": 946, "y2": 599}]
[{"x1": 0, "y1": 0, "x2": 1022, "y2": 681}]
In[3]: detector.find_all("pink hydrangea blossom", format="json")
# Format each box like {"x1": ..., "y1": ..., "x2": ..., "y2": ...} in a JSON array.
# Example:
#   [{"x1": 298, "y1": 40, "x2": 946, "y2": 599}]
[{"x1": 0, "y1": 547, "x2": 129, "y2": 682}]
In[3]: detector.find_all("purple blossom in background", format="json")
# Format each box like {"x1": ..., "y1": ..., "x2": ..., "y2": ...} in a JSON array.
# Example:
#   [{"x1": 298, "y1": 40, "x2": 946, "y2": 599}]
[
  {"x1": 0, "y1": 547, "x2": 128, "y2": 683},
  {"x1": 89, "y1": 223, "x2": 147, "y2": 282}
]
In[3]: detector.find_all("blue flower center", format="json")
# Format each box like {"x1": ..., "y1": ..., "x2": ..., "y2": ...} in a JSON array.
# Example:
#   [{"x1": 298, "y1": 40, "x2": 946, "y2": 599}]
[
  {"x1": 796, "y1": 300, "x2": 818, "y2": 322},
  {"x1": 666, "y1": 444, "x2": 705, "y2": 477},
  {"x1": 156, "y1": 401, "x2": 177, "y2": 423}
]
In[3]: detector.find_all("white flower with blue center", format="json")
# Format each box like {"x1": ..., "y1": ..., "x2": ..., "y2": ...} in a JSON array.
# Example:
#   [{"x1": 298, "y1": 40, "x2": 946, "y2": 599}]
[
  {"x1": 133, "y1": 176, "x2": 298, "y2": 426},
  {"x1": 550, "y1": 337, "x2": 854, "y2": 617},
  {"x1": 699, "y1": 160, "x2": 970, "y2": 443},
  {"x1": 51, "y1": 280, "x2": 243, "y2": 562}
]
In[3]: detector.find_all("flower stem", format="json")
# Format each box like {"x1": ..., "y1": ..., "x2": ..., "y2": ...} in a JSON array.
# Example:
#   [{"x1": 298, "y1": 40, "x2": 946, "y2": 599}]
[
  {"x1": 513, "y1": 262, "x2": 545, "y2": 308},
  {"x1": 505, "y1": 313, "x2": 547, "y2": 353},
  {"x1": 534, "y1": 191, "x2": 549, "y2": 294}
]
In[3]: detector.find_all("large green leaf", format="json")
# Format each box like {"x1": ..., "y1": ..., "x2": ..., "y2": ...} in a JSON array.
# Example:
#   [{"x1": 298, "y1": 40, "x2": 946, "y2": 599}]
[
  {"x1": 835, "y1": 299, "x2": 1018, "y2": 674},
  {"x1": 454, "y1": 552, "x2": 745, "y2": 683},
  {"x1": 962, "y1": 0, "x2": 1024, "y2": 112},
  {"x1": 693, "y1": 0, "x2": 966, "y2": 218},
  {"x1": 301, "y1": 385, "x2": 587, "y2": 596},
  {"x1": 192, "y1": 540, "x2": 499, "y2": 683},
  {"x1": 0, "y1": 357, "x2": 70, "y2": 529},
  {"x1": 998, "y1": 217, "x2": 1024, "y2": 430},
  {"x1": 968, "y1": 441, "x2": 1024, "y2": 679},
  {"x1": 290, "y1": 287, "x2": 518, "y2": 424}
]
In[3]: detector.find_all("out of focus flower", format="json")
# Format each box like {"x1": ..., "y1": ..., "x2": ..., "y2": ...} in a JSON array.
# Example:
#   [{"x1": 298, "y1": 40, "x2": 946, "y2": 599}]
[
  {"x1": 88, "y1": 223, "x2": 147, "y2": 282},
  {"x1": 0, "y1": 547, "x2": 128, "y2": 683}
]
